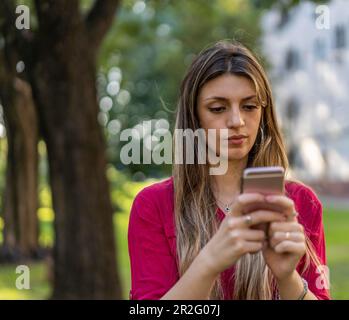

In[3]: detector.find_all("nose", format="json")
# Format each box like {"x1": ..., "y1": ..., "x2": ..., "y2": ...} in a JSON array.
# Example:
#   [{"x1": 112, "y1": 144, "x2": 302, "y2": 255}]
[{"x1": 227, "y1": 106, "x2": 245, "y2": 128}]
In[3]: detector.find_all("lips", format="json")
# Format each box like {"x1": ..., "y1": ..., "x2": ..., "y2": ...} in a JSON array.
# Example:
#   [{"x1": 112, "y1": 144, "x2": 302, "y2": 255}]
[
  {"x1": 228, "y1": 134, "x2": 248, "y2": 140},
  {"x1": 227, "y1": 134, "x2": 247, "y2": 146}
]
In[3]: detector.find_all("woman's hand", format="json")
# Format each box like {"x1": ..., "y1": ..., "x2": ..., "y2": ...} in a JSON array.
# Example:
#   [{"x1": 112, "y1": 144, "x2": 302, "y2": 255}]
[
  {"x1": 262, "y1": 195, "x2": 306, "y2": 282},
  {"x1": 200, "y1": 193, "x2": 286, "y2": 277}
]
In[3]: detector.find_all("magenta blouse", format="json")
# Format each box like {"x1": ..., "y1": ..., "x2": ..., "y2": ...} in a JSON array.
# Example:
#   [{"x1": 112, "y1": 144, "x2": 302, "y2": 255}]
[{"x1": 128, "y1": 176, "x2": 330, "y2": 300}]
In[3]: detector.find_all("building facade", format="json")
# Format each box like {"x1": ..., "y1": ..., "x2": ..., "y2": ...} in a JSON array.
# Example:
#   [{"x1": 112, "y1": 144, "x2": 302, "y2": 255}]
[{"x1": 262, "y1": 0, "x2": 349, "y2": 182}]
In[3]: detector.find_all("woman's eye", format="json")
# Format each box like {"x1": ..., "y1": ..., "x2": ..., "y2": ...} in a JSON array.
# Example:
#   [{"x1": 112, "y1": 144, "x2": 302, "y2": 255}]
[
  {"x1": 209, "y1": 107, "x2": 226, "y2": 113},
  {"x1": 243, "y1": 105, "x2": 257, "y2": 111}
]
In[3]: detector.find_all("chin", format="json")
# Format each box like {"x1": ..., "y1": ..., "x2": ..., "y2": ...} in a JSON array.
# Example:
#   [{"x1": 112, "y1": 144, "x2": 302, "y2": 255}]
[
  {"x1": 225, "y1": 149, "x2": 248, "y2": 161},
  {"x1": 227, "y1": 155, "x2": 247, "y2": 161}
]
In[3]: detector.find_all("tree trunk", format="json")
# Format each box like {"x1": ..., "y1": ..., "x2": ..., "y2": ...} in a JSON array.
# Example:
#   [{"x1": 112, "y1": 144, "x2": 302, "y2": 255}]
[
  {"x1": 30, "y1": 14, "x2": 121, "y2": 299},
  {"x1": 0, "y1": 0, "x2": 122, "y2": 299},
  {"x1": 0, "y1": 76, "x2": 39, "y2": 261}
]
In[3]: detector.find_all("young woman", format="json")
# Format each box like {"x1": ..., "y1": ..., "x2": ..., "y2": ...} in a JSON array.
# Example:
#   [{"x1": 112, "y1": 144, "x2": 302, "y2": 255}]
[{"x1": 128, "y1": 40, "x2": 330, "y2": 300}]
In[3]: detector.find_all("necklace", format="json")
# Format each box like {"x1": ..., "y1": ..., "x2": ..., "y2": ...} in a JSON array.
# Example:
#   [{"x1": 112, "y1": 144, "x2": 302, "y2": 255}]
[{"x1": 216, "y1": 198, "x2": 236, "y2": 214}]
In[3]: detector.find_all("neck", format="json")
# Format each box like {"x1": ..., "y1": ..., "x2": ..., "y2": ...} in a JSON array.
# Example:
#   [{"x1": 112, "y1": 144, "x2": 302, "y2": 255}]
[{"x1": 210, "y1": 157, "x2": 248, "y2": 203}]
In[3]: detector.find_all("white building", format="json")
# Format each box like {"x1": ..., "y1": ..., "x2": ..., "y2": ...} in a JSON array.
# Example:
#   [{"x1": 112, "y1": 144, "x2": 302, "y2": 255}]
[{"x1": 261, "y1": 0, "x2": 349, "y2": 182}]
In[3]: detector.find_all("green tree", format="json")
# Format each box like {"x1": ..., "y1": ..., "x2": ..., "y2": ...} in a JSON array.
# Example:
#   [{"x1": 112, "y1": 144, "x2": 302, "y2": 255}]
[
  {"x1": 0, "y1": 0, "x2": 122, "y2": 299},
  {"x1": 0, "y1": 51, "x2": 39, "y2": 261},
  {"x1": 97, "y1": 0, "x2": 263, "y2": 178}
]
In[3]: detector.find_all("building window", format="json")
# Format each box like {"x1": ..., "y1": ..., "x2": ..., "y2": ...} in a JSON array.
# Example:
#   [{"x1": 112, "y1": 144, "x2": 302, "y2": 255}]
[
  {"x1": 335, "y1": 25, "x2": 346, "y2": 49},
  {"x1": 314, "y1": 38, "x2": 326, "y2": 60},
  {"x1": 286, "y1": 98, "x2": 300, "y2": 121},
  {"x1": 285, "y1": 49, "x2": 300, "y2": 70}
]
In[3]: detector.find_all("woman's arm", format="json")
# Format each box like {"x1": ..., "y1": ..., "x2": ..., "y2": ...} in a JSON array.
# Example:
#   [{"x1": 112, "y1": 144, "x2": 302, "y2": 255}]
[
  {"x1": 276, "y1": 270, "x2": 318, "y2": 300},
  {"x1": 160, "y1": 250, "x2": 218, "y2": 300},
  {"x1": 263, "y1": 189, "x2": 330, "y2": 300},
  {"x1": 162, "y1": 194, "x2": 287, "y2": 299},
  {"x1": 129, "y1": 191, "x2": 285, "y2": 300}
]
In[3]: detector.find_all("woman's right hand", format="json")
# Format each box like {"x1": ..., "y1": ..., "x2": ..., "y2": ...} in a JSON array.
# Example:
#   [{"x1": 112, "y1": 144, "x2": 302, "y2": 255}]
[{"x1": 200, "y1": 193, "x2": 287, "y2": 277}]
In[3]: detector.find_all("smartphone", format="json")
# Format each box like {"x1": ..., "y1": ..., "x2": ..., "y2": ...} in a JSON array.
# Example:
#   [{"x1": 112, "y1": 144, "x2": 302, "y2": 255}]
[
  {"x1": 240, "y1": 166, "x2": 286, "y2": 231},
  {"x1": 241, "y1": 166, "x2": 285, "y2": 196}
]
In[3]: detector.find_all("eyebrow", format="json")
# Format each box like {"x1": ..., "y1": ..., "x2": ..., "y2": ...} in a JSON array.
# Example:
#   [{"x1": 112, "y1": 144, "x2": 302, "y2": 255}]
[{"x1": 203, "y1": 95, "x2": 257, "y2": 102}]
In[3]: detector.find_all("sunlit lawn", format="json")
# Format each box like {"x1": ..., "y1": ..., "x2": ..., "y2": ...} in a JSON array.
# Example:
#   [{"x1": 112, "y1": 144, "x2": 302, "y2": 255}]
[
  {"x1": 0, "y1": 211, "x2": 132, "y2": 300},
  {"x1": 323, "y1": 207, "x2": 349, "y2": 299},
  {"x1": 0, "y1": 176, "x2": 153, "y2": 300},
  {"x1": 0, "y1": 179, "x2": 348, "y2": 299}
]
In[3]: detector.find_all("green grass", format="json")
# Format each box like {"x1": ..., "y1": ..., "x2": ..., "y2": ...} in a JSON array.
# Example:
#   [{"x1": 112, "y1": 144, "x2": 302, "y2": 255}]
[
  {"x1": 0, "y1": 210, "x2": 134, "y2": 300},
  {"x1": 115, "y1": 211, "x2": 132, "y2": 299},
  {"x1": 0, "y1": 176, "x2": 153, "y2": 300},
  {"x1": 0, "y1": 263, "x2": 50, "y2": 299},
  {"x1": 0, "y1": 181, "x2": 348, "y2": 300},
  {"x1": 323, "y1": 207, "x2": 349, "y2": 299}
]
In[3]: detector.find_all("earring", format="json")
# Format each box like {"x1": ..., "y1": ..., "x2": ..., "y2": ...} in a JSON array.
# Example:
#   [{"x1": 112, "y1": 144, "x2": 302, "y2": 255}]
[{"x1": 259, "y1": 125, "x2": 265, "y2": 144}]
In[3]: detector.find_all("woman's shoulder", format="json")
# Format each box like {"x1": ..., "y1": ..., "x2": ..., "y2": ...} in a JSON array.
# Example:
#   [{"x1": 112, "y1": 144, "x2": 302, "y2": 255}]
[
  {"x1": 130, "y1": 176, "x2": 175, "y2": 237},
  {"x1": 285, "y1": 179, "x2": 323, "y2": 233},
  {"x1": 131, "y1": 176, "x2": 175, "y2": 219},
  {"x1": 285, "y1": 179, "x2": 322, "y2": 210},
  {"x1": 134, "y1": 176, "x2": 174, "y2": 203}
]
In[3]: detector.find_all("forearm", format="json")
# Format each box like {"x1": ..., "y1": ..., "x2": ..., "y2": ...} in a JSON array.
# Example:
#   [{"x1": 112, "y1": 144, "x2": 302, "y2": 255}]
[
  {"x1": 160, "y1": 251, "x2": 219, "y2": 300},
  {"x1": 277, "y1": 271, "x2": 318, "y2": 300}
]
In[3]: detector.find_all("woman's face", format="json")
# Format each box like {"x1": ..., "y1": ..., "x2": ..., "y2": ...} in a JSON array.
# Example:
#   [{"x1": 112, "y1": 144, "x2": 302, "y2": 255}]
[{"x1": 197, "y1": 73, "x2": 262, "y2": 162}]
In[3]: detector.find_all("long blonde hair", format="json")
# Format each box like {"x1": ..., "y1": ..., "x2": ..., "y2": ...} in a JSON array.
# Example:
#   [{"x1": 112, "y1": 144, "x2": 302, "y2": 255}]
[{"x1": 172, "y1": 40, "x2": 322, "y2": 300}]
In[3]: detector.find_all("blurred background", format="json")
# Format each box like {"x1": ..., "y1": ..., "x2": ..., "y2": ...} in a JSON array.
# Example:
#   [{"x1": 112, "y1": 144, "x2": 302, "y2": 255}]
[{"x1": 0, "y1": 0, "x2": 348, "y2": 299}]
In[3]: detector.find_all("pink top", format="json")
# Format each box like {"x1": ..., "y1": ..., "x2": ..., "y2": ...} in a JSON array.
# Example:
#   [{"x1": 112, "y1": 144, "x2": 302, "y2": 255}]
[{"x1": 128, "y1": 176, "x2": 330, "y2": 300}]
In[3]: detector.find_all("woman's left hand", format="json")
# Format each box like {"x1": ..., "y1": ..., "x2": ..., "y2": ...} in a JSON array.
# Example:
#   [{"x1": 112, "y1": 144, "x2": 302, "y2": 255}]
[{"x1": 262, "y1": 195, "x2": 306, "y2": 282}]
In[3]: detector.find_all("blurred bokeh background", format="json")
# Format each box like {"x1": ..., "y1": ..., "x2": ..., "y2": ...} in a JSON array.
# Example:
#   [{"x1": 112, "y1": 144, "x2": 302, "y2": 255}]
[{"x1": 0, "y1": 0, "x2": 348, "y2": 299}]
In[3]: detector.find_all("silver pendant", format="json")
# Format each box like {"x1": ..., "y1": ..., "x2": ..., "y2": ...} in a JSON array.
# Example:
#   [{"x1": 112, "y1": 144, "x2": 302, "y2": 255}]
[{"x1": 224, "y1": 206, "x2": 231, "y2": 213}]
